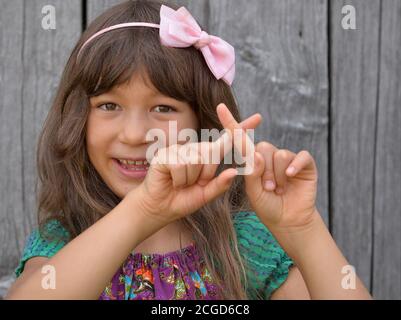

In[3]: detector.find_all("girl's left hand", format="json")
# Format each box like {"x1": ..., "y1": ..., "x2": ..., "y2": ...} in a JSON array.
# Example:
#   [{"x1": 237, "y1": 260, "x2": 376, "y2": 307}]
[{"x1": 217, "y1": 103, "x2": 319, "y2": 232}]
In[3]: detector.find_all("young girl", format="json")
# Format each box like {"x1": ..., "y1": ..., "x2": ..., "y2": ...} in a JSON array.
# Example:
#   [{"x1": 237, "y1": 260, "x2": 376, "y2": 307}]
[{"x1": 7, "y1": 0, "x2": 371, "y2": 300}]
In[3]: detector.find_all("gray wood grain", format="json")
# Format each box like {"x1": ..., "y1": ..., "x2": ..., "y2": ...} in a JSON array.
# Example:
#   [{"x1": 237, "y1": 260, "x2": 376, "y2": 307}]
[
  {"x1": 207, "y1": 0, "x2": 329, "y2": 225},
  {"x1": 87, "y1": 0, "x2": 123, "y2": 24},
  {"x1": 87, "y1": 0, "x2": 209, "y2": 28},
  {"x1": 372, "y1": 0, "x2": 401, "y2": 299},
  {"x1": 330, "y1": 0, "x2": 381, "y2": 291},
  {"x1": 0, "y1": 0, "x2": 81, "y2": 276},
  {"x1": 0, "y1": 0, "x2": 25, "y2": 277}
]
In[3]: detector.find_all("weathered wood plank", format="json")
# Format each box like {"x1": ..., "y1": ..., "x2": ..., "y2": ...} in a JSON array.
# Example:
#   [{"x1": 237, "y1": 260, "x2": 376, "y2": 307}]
[
  {"x1": 0, "y1": 0, "x2": 25, "y2": 277},
  {"x1": 330, "y1": 0, "x2": 381, "y2": 291},
  {"x1": 87, "y1": 0, "x2": 123, "y2": 24},
  {"x1": 208, "y1": 0, "x2": 329, "y2": 224},
  {"x1": 372, "y1": 0, "x2": 401, "y2": 299},
  {"x1": 0, "y1": 0, "x2": 81, "y2": 278},
  {"x1": 87, "y1": 0, "x2": 209, "y2": 28}
]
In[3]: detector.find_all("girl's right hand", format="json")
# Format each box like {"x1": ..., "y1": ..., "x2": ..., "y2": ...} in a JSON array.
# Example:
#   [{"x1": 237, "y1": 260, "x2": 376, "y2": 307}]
[{"x1": 130, "y1": 112, "x2": 262, "y2": 227}]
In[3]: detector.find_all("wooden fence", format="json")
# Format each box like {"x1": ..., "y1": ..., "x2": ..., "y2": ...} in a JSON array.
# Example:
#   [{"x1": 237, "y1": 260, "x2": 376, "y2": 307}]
[{"x1": 0, "y1": 0, "x2": 399, "y2": 299}]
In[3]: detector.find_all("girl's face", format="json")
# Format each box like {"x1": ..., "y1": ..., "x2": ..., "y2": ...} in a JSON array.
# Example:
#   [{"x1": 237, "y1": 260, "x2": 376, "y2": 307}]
[{"x1": 86, "y1": 72, "x2": 199, "y2": 198}]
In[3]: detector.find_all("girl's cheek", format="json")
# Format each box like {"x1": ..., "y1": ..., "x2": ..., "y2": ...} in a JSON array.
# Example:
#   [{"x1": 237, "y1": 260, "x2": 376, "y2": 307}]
[
  {"x1": 88, "y1": 114, "x2": 118, "y2": 137},
  {"x1": 86, "y1": 121, "x2": 113, "y2": 155}
]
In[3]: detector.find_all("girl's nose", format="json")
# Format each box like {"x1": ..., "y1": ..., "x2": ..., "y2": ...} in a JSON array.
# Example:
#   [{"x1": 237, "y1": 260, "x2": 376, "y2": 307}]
[{"x1": 118, "y1": 112, "x2": 149, "y2": 145}]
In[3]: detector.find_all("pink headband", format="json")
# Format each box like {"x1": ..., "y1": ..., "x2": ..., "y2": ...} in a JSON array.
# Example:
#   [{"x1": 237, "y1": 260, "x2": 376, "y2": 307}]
[{"x1": 78, "y1": 5, "x2": 235, "y2": 86}]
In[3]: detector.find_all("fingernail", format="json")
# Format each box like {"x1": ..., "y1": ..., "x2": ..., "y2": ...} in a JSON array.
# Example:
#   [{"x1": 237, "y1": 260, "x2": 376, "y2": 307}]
[
  {"x1": 286, "y1": 166, "x2": 295, "y2": 175},
  {"x1": 228, "y1": 169, "x2": 239, "y2": 179},
  {"x1": 198, "y1": 180, "x2": 208, "y2": 186},
  {"x1": 264, "y1": 180, "x2": 275, "y2": 190}
]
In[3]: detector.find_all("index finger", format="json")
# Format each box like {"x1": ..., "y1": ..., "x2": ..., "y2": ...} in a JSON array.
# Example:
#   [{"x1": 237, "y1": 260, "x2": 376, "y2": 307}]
[
  {"x1": 210, "y1": 107, "x2": 261, "y2": 165},
  {"x1": 180, "y1": 110, "x2": 262, "y2": 167},
  {"x1": 216, "y1": 103, "x2": 256, "y2": 165}
]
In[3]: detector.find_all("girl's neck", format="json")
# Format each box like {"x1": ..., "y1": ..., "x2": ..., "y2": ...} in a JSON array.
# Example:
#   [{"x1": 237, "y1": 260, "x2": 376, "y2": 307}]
[{"x1": 131, "y1": 220, "x2": 194, "y2": 255}]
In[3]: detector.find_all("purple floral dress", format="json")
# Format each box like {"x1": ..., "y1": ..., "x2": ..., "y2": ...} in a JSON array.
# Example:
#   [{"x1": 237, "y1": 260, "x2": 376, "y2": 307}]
[
  {"x1": 15, "y1": 212, "x2": 294, "y2": 299},
  {"x1": 99, "y1": 241, "x2": 221, "y2": 300}
]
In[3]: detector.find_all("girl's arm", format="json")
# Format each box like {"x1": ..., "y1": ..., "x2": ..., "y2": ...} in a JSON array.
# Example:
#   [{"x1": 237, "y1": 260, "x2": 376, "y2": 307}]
[
  {"x1": 6, "y1": 190, "x2": 165, "y2": 300},
  {"x1": 269, "y1": 210, "x2": 373, "y2": 300},
  {"x1": 214, "y1": 104, "x2": 372, "y2": 300},
  {"x1": 270, "y1": 266, "x2": 311, "y2": 299}
]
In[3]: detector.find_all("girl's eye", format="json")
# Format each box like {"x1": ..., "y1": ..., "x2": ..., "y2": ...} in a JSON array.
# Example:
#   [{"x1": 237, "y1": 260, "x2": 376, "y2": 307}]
[
  {"x1": 96, "y1": 103, "x2": 175, "y2": 113},
  {"x1": 153, "y1": 105, "x2": 176, "y2": 113},
  {"x1": 98, "y1": 103, "x2": 120, "y2": 111}
]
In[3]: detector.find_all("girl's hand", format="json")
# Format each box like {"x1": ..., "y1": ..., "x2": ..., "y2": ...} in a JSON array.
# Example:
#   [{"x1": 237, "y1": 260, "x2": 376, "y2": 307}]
[
  {"x1": 132, "y1": 113, "x2": 262, "y2": 227},
  {"x1": 216, "y1": 103, "x2": 319, "y2": 233}
]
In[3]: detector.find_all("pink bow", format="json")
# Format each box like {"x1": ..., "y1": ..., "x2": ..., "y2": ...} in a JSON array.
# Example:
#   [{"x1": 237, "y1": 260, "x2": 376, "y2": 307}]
[{"x1": 159, "y1": 5, "x2": 235, "y2": 86}]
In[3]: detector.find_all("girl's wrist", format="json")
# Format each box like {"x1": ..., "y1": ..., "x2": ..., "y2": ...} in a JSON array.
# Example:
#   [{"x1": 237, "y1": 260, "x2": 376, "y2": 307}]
[
  {"x1": 262, "y1": 208, "x2": 322, "y2": 238},
  {"x1": 265, "y1": 210, "x2": 328, "y2": 261},
  {"x1": 124, "y1": 185, "x2": 169, "y2": 235}
]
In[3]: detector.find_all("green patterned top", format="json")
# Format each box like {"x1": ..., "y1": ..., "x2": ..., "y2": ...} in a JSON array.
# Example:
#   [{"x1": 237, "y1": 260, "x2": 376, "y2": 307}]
[{"x1": 15, "y1": 211, "x2": 294, "y2": 299}]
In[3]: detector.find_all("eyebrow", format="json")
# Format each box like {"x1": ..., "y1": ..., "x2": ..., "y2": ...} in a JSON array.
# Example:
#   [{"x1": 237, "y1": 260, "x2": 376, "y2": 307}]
[
  {"x1": 89, "y1": 90, "x2": 186, "y2": 107},
  {"x1": 95, "y1": 87, "x2": 166, "y2": 99}
]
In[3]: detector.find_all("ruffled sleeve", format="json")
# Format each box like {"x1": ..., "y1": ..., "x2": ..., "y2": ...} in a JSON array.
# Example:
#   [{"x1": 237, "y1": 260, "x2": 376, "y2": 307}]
[
  {"x1": 14, "y1": 220, "x2": 69, "y2": 278},
  {"x1": 233, "y1": 211, "x2": 294, "y2": 299}
]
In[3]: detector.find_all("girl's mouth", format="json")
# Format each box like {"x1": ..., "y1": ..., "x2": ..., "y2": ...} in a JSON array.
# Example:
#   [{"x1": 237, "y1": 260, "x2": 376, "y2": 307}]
[{"x1": 113, "y1": 158, "x2": 150, "y2": 179}]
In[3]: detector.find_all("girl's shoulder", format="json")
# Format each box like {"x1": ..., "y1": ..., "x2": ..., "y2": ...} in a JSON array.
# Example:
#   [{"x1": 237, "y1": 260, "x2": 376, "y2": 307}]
[
  {"x1": 14, "y1": 219, "x2": 70, "y2": 278},
  {"x1": 233, "y1": 211, "x2": 294, "y2": 299}
]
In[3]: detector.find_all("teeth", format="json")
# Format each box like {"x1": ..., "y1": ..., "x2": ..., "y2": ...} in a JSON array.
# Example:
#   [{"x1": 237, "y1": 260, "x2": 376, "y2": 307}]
[{"x1": 118, "y1": 159, "x2": 148, "y2": 166}]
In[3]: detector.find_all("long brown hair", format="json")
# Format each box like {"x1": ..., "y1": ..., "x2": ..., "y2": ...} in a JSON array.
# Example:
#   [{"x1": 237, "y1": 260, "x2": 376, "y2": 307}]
[{"x1": 37, "y1": 0, "x2": 259, "y2": 299}]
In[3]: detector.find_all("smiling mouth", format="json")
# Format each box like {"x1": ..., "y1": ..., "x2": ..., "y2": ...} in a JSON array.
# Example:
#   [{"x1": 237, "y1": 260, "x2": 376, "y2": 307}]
[{"x1": 113, "y1": 158, "x2": 150, "y2": 171}]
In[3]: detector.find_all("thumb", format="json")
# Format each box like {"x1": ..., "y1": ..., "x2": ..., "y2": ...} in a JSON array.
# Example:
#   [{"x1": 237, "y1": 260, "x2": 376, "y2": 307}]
[
  {"x1": 202, "y1": 168, "x2": 238, "y2": 203},
  {"x1": 244, "y1": 151, "x2": 265, "y2": 192}
]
